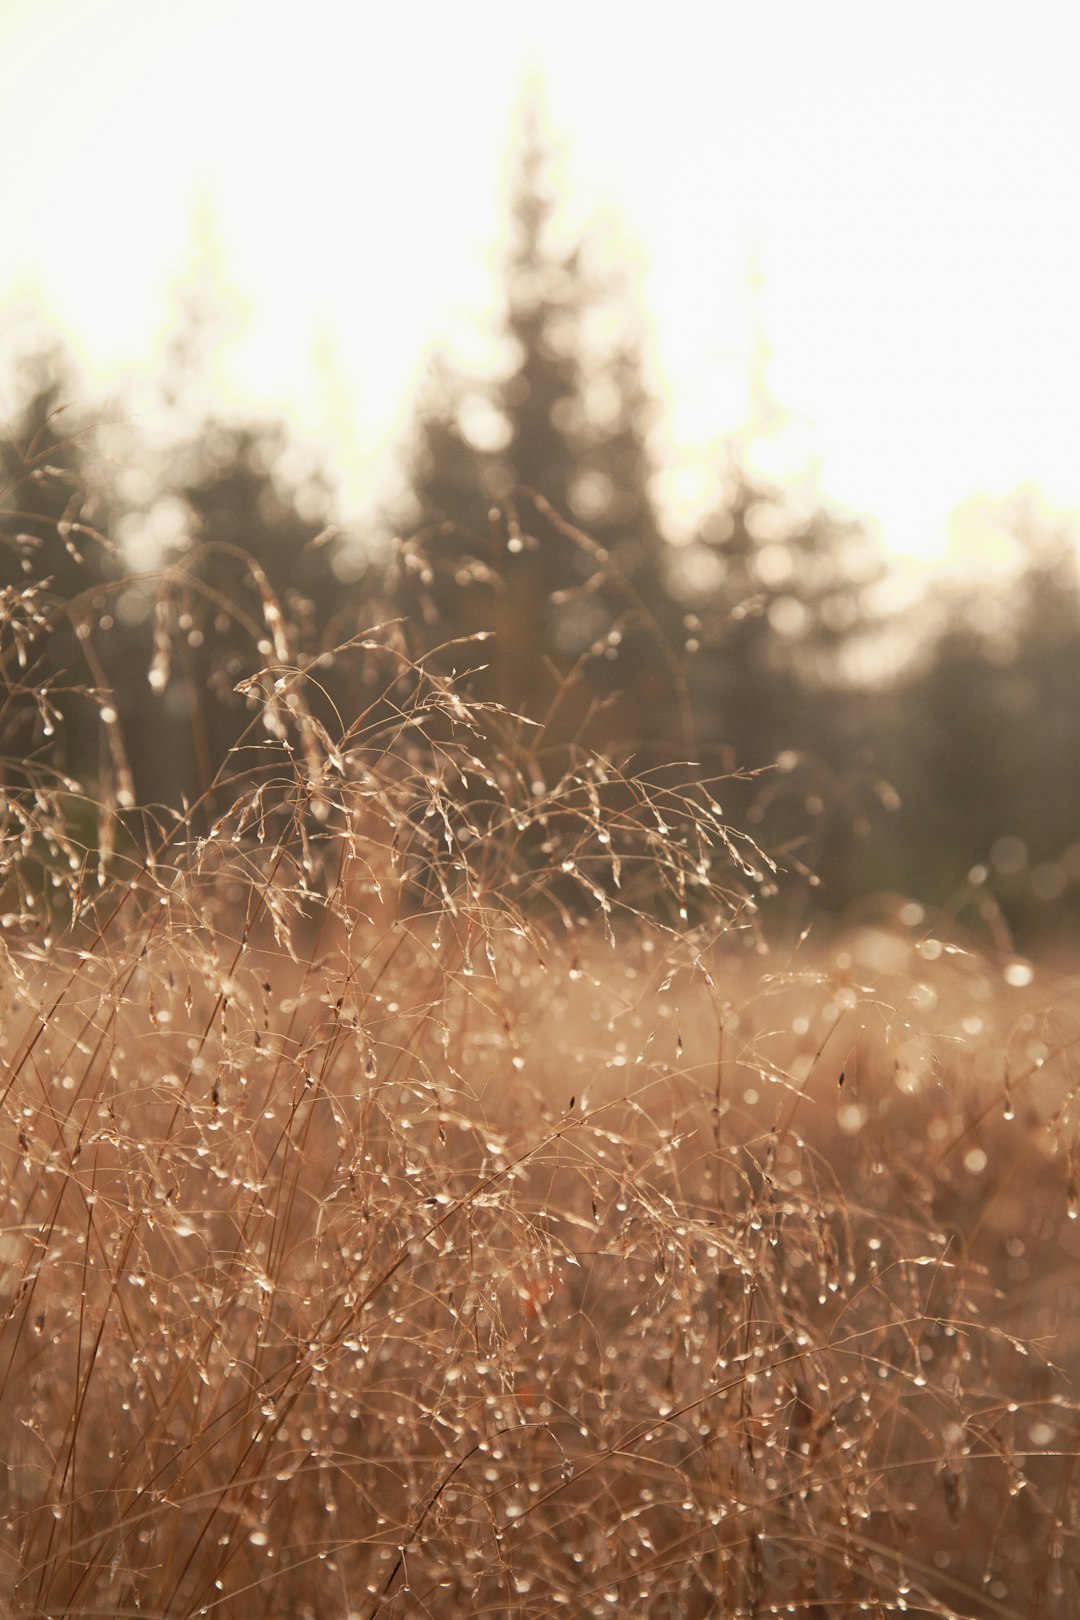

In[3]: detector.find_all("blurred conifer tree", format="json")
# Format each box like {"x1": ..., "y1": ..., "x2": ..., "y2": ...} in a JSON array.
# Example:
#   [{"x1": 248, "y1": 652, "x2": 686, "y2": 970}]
[
  {"x1": 139, "y1": 417, "x2": 348, "y2": 813},
  {"x1": 397, "y1": 99, "x2": 676, "y2": 748},
  {"x1": 884, "y1": 500, "x2": 1080, "y2": 939},
  {"x1": 0, "y1": 348, "x2": 126, "y2": 799}
]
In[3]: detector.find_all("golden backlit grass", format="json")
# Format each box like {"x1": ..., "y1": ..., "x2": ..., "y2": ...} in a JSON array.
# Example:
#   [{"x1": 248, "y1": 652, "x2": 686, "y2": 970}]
[
  {"x1": 2, "y1": 656, "x2": 1079, "y2": 1620},
  {"x1": 2, "y1": 472, "x2": 1079, "y2": 1617}
]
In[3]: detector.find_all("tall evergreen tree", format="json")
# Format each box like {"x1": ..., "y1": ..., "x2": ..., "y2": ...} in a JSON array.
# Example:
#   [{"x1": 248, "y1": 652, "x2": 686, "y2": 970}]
[
  {"x1": 893, "y1": 503, "x2": 1080, "y2": 930},
  {"x1": 397, "y1": 102, "x2": 675, "y2": 744},
  {"x1": 137, "y1": 416, "x2": 350, "y2": 812},
  {"x1": 667, "y1": 378, "x2": 891, "y2": 908},
  {"x1": 0, "y1": 350, "x2": 127, "y2": 799},
  {"x1": 677, "y1": 460, "x2": 883, "y2": 787}
]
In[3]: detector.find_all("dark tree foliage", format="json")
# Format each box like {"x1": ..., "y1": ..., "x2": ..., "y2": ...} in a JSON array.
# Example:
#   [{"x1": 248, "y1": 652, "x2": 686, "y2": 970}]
[
  {"x1": 398, "y1": 105, "x2": 676, "y2": 749},
  {"x1": 660, "y1": 448, "x2": 894, "y2": 915},
  {"x1": 877, "y1": 508, "x2": 1080, "y2": 943},
  {"x1": 1008, "y1": 520, "x2": 1080, "y2": 848},
  {"x1": 675, "y1": 453, "x2": 886, "y2": 769},
  {"x1": 0, "y1": 353, "x2": 125, "y2": 798},
  {"x1": 0, "y1": 351, "x2": 359, "y2": 822},
  {"x1": 135, "y1": 419, "x2": 352, "y2": 814}
]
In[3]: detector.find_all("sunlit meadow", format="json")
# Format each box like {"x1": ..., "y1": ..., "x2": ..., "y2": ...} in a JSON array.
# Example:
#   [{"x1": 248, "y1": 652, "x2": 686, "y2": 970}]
[{"x1": 2, "y1": 439, "x2": 1080, "y2": 1620}]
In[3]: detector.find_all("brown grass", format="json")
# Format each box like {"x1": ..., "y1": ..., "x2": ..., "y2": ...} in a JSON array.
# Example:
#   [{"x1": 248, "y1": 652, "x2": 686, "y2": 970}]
[{"x1": 2, "y1": 468, "x2": 1080, "y2": 1618}]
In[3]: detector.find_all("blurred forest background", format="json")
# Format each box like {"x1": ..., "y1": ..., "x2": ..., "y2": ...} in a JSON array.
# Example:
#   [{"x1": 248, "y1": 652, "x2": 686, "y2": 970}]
[{"x1": 3, "y1": 113, "x2": 1077, "y2": 955}]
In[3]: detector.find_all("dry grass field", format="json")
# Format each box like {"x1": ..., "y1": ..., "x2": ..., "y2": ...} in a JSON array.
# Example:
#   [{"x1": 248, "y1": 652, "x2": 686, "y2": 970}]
[
  {"x1": 2, "y1": 572, "x2": 1079, "y2": 1618},
  {"x1": 0, "y1": 635, "x2": 1075, "y2": 1620}
]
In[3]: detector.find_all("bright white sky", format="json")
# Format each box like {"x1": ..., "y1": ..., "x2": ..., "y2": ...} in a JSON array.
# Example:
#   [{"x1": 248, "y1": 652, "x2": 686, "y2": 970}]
[{"x1": 1, "y1": 0, "x2": 1079, "y2": 575}]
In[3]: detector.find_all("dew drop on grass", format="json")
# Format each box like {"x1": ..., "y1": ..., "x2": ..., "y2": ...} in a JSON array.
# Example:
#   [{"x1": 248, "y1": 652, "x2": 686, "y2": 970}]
[{"x1": 1004, "y1": 961, "x2": 1034, "y2": 988}]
